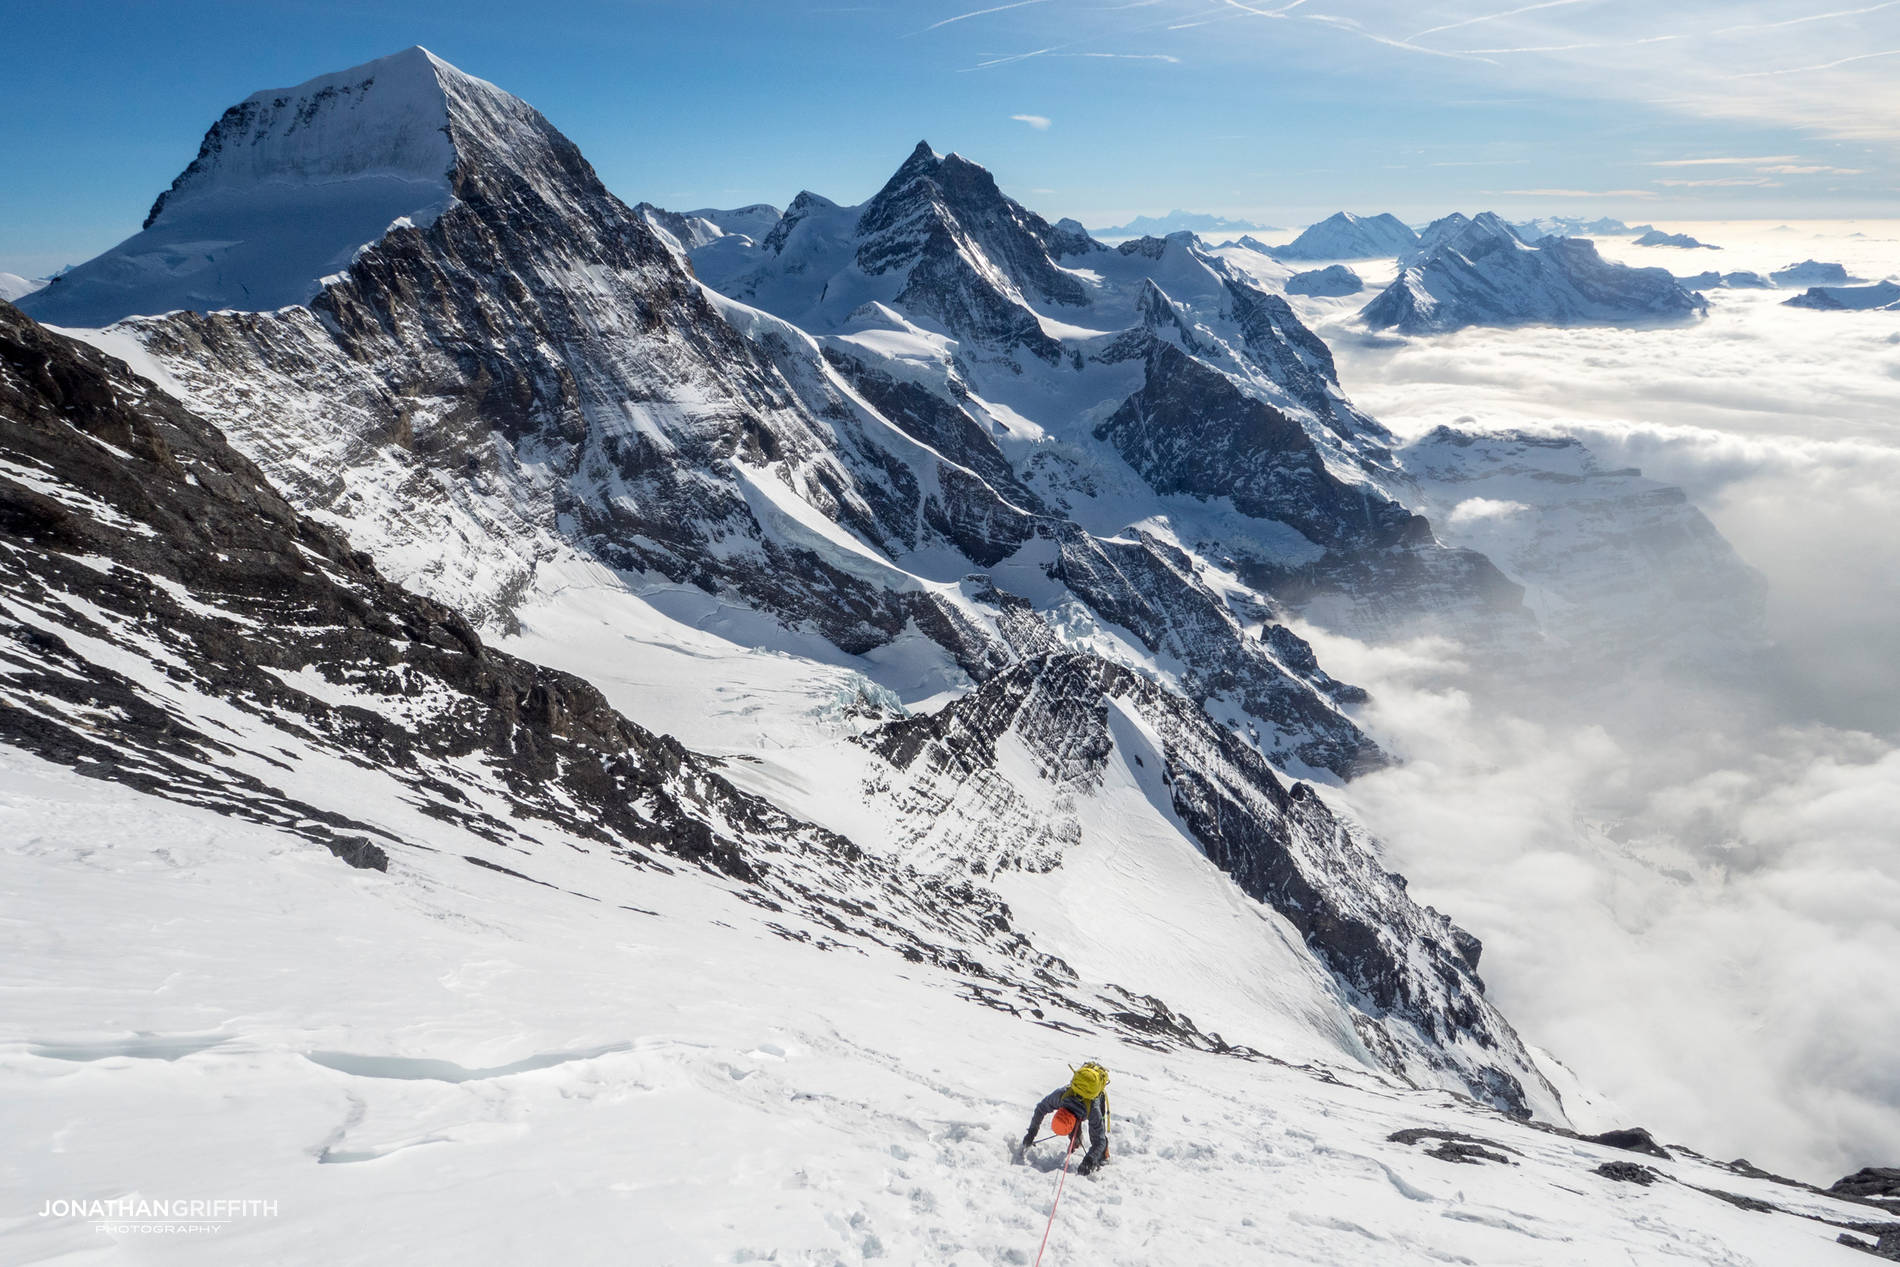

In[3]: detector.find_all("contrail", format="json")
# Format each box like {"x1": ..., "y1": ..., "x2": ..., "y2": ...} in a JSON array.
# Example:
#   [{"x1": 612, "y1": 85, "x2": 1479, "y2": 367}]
[
  {"x1": 1716, "y1": 0, "x2": 1900, "y2": 37},
  {"x1": 922, "y1": 0, "x2": 1054, "y2": 33},
  {"x1": 1408, "y1": 0, "x2": 1593, "y2": 43},
  {"x1": 1729, "y1": 46, "x2": 1900, "y2": 77}
]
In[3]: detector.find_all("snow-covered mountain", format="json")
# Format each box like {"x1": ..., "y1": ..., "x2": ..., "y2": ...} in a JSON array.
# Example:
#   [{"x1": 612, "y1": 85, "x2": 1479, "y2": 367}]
[
  {"x1": 635, "y1": 201, "x2": 779, "y2": 248},
  {"x1": 0, "y1": 272, "x2": 45, "y2": 302},
  {"x1": 68, "y1": 83, "x2": 1448, "y2": 779},
  {"x1": 1361, "y1": 212, "x2": 1708, "y2": 333},
  {"x1": 0, "y1": 292, "x2": 1557, "y2": 1116},
  {"x1": 4, "y1": 48, "x2": 1570, "y2": 1100},
  {"x1": 1406, "y1": 211, "x2": 1488, "y2": 259},
  {"x1": 1772, "y1": 259, "x2": 1858, "y2": 286},
  {"x1": 22, "y1": 47, "x2": 473, "y2": 326},
  {"x1": 1679, "y1": 269, "x2": 1773, "y2": 290},
  {"x1": 1510, "y1": 215, "x2": 1645, "y2": 238},
  {"x1": 1285, "y1": 264, "x2": 1364, "y2": 297},
  {"x1": 1634, "y1": 230, "x2": 1719, "y2": 249},
  {"x1": 1784, "y1": 279, "x2": 1900, "y2": 310},
  {"x1": 1269, "y1": 211, "x2": 1419, "y2": 261},
  {"x1": 6, "y1": 48, "x2": 1864, "y2": 1263},
  {"x1": 1092, "y1": 209, "x2": 1275, "y2": 238}
]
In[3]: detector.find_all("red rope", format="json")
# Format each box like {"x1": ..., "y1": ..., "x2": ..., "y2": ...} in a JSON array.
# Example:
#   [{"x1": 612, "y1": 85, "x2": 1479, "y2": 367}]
[{"x1": 1033, "y1": 1134, "x2": 1078, "y2": 1267}]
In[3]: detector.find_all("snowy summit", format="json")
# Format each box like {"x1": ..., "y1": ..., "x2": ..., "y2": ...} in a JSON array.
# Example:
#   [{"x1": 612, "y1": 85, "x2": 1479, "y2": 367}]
[{"x1": 22, "y1": 47, "x2": 566, "y2": 327}]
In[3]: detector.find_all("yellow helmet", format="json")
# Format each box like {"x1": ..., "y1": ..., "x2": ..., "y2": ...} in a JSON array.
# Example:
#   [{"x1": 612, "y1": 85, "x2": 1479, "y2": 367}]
[{"x1": 1069, "y1": 1061, "x2": 1108, "y2": 1101}]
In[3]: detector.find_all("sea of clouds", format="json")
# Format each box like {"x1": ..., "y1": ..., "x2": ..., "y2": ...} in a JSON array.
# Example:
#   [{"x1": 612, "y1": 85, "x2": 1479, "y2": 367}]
[{"x1": 1303, "y1": 221, "x2": 1900, "y2": 1183}]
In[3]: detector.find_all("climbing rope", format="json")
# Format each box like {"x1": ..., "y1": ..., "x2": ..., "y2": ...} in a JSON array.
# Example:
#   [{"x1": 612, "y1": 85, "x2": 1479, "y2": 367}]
[{"x1": 1032, "y1": 1133, "x2": 1078, "y2": 1267}]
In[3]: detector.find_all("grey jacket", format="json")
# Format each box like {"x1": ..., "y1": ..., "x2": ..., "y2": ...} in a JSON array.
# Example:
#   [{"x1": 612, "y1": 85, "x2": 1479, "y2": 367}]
[{"x1": 1027, "y1": 1085, "x2": 1109, "y2": 1168}]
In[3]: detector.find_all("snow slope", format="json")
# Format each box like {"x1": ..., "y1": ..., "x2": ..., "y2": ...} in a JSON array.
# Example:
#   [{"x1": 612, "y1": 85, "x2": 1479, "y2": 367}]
[
  {"x1": 0, "y1": 273, "x2": 45, "y2": 302},
  {"x1": 3, "y1": 749, "x2": 1884, "y2": 1267}
]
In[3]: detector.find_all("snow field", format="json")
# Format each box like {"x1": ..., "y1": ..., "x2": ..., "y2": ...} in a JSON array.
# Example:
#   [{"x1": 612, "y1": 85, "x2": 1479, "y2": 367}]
[{"x1": 1, "y1": 752, "x2": 1874, "y2": 1266}]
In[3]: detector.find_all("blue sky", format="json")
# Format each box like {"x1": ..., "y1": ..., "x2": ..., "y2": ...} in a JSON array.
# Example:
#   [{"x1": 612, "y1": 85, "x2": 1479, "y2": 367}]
[{"x1": 3, "y1": 0, "x2": 1897, "y2": 276}]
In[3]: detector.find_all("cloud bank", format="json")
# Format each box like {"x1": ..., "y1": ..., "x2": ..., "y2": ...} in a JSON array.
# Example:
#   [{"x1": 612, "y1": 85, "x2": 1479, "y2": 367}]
[{"x1": 1304, "y1": 220, "x2": 1900, "y2": 1182}]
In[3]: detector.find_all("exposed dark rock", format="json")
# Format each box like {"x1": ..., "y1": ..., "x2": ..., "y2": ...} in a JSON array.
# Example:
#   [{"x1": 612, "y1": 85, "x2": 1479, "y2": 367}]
[
  {"x1": 1588, "y1": 1127, "x2": 1671, "y2": 1159},
  {"x1": 1596, "y1": 1162, "x2": 1658, "y2": 1185},
  {"x1": 1389, "y1": 1128, "x2": 1517, "y2": 1165},
  {"x1": 1095, "y1": 341, "x2": 1420, "y2": 551},
  {"x1": 1837, "y1": 1232, "x2": 1900, "y2": 1259},
  {"x1": 1693, "y1": 1187, "x2": 1777, "y2": 1214},
  {"x1": 1835, "y1": 1170, "x2": 1900, "y2": 1201},
  {"x1": 1634, "y1": 230, "x2": 1718, "y2": 249}
]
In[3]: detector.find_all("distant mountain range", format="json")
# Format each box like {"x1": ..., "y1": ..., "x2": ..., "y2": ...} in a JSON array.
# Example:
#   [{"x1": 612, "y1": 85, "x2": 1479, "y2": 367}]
[
  {"x1": 1360, "y1": 212, "x2": 1707, "y2": 332},
  {"x1": 1510, "y1": 215, "x2": 1651, "y2": 239},
  {"x1": 1090, "y1": 209, "x2": 1280, "y2": 238},
  {"x1": 1269, "y1": 211, "x2": 1418, "y2": 260}
]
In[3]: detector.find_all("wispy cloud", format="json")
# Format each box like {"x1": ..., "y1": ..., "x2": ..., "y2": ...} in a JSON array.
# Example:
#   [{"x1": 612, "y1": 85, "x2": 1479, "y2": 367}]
[
  {"x1": 920, "y1": 0, "x2": 1053, "y2": 33},
  {"x1": 1454, "y1": 33, "x2": 1680, "y2": 55},
  {"x1": 1728, "y1": 46, "x2": 1900, "y2": 78},
  {"x1": 1011, "y1": 112, "x2": 1053, "y2": 129},
  {"x1": 963, "y1": 44, "x2": 1066, "y2": 68},
  {"x1": 1407, "y1": 0, "x2": 1594, "y2": 43},
  {"x1": 1714, "y1": 0, "x2": 1900, "y2": 37},
  {"x1": 1757, "y1": 163, "x2": 1867, "y2": 174},
  {"x1": 1647, "y1": 155, "x2": 1800, "y2": 167},
  {"x1": 1653, "y1": 175, "x2": 1783, "y2": 187},
  {"x1": 1299, "y1": 12, "x2": 1500, "y2": 64},
  {"x1": 1053, "y1": 51, "x2": 1183, "y2": 61}
]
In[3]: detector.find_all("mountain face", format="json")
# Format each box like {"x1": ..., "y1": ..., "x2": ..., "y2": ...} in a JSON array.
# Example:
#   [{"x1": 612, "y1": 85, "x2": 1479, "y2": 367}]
[
  {"x1": 1285, "y1": 264, "x2": 1364, "y2": 297},
  {"x1": 852, "y1": 651, "x2": 1551, "y2": 1113},
  {"x1": 1784, "y1": 280, "x2": 1900, "y2": 311},
  {"x1": 83, "y1": 79, "x2": 1421, "y2": 779},
  {"x1": 1270, "y1": 212, "x2": 1420, "y2": 261},
  {"x1": 1362, "y1": 212, "x2": 1708, "y2": 333},
  {"x1": 1772, "y1": 259, "x2": 1856, "y2": 286},
  {"x1": 1634, "y1": 230, "x2": 1718, "y2": 249},
  {"x1": 0, "y1": 295, "x2": 1558, "y2": 1117},
  {"x1": 694, "y1": 145, "x2": 1525, "y2": 648},
  {"x1": 0, "y1": 300, "x2": 877, "y2": 894},
  {"x1": 1408, "y1": 212, "x2": 1484, "y2": 259}
]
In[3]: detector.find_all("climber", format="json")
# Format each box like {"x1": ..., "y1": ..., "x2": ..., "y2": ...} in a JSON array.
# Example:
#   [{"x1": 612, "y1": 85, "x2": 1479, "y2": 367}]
[{"x1": 1018, "y1": 1060, "x2": 1111, "y2": 1176}]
